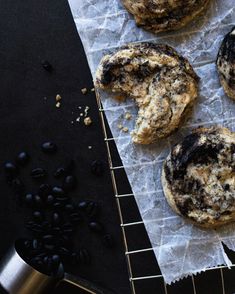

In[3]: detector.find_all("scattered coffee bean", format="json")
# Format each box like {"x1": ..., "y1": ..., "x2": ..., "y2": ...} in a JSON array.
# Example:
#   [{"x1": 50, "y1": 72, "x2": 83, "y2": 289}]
[
  {"x1": 65, "y1": 204, "x2": 75, "y2": 212},
  {"x1": 103, "y1": 234, "x2": 115, "y2": 248},
  {"x1": 51, "y1": 254, "x2": 60, "y2": 269},
  {"x1": 52, "y1": 212, "x2": 61, "y2": 225},
  {"x1": 31, "y1": 168, "x2": 46, "y2": 179},
  {"x1": 34, "y1": 195, "x2": 43, "y2": 208},
  {"x1": 78, "y1": 249, "x2": 91, "y2": 265},
  {"x1": 91, "y1": 160, "x2": 104, "y2": 176},
  {"x1": 63, "y1": 175, "x2": 76, "y2": 191},
  {"x1": 54, "y1": 167, "x2": 65, "y2": 178},
  {"x1": 52, "y1": 186, "x2": 64, "y2": 197},
  {"x1": 53, "y1": 202, "x2": 63, "y2": 210},
  {"x1": 41, "y1": 60, "x2": 53, "y2": 72},
  {"x1": 52, "y1": 227, "x2": 60, "y2": 235},
  {"x1": 23, "y1": 239, "x2": 31, "y2": 250},
  {"x1": 88, "y1": 221, "x2": 103, "y2": 233},
  {"x1": 12, "y1": 178, "x2": 24, "y2": 193},
  {"x1": 32, "y1": 239, "x2": 42, "y2": 250},
  {"x1": 56, "y1": 197, "x2": 68, "y2": 204},
  {"x1": 59, "y1": 247, "x2": 70, "y2": 257},
  {"x1": 46, "y1": 195, "x2": 54, "y2": 205},
  {"x1": 43, "y1": 235, "x2": 54, "y2": 244},
  {"x1": 62, "y1": 223, "x2": 73, "y2": 235},
  {"x1": 33, "y1": 211, "x2": 43, "y2": 223},
  {"x1": 25, "y1": 193, "x2": 34, "y2": 205},
  {"x1": 41, "y1": 142, "x2": 57, "y2": 154},
  {"x1": 56, "y1": 262, "x2": 64, "y2": 278},
  {"x1": 86, "y1": 201, "x2": 99, "y2": 218},
  {"x1": 16, "y1": 152, "x2": 29, "y2": 166},
  {"x1": 4, "y1": 162, "x2": 18, "y2": 175},
  {"x1": 39, "y1": 184, "x2": 51, "y2": 197},
  {"x1": 69, "y1": 213, "x2": 82, "y2": 224},
  {"x1": 77, "y1": 200, "x2": 88, "y2": 210},
  {"x1": 44, "y1": 256, "x2": 53, "y2": 272},
  {"x1": 44, "y1": 244, "x2": 55, "y2": 251}
]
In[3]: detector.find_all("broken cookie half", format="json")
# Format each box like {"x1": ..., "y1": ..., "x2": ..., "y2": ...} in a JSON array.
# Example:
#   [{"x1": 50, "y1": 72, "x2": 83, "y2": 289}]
[{"x1": 95, "y1": 42, "x2": 199, "y2": 144}]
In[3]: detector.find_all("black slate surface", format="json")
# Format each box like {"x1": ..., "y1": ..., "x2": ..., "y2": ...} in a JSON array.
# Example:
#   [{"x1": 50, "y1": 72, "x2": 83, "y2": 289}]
[{"x1": 1, "y1": 1, "x2": 235, "y2": 294}]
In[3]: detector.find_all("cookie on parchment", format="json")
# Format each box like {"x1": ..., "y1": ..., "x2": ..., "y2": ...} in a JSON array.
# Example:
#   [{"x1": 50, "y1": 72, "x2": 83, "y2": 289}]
[
  {"x1": 121, "y1": 0, "x2": 211, "y2": 34},
  {"x1": 162, "y1": 126, "x2": 235, "y2": 228},
  {"x1": 217, "y1": 27, "x2": 235, "y2": 100},
  {"x1": 95, "y1": 42, "x2": 199, "y2": 144}
]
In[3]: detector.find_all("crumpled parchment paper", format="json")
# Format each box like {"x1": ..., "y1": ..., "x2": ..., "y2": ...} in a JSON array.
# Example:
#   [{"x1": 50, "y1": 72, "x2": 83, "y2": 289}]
[{"x1": 68, "y1": 0, "x2": 235, "y2": 284}]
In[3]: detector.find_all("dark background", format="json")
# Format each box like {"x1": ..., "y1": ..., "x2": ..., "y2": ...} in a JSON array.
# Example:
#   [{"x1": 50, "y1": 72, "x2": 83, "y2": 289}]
[{"x1": 0, "y1": 1, "x2": 235, "y2": 293}]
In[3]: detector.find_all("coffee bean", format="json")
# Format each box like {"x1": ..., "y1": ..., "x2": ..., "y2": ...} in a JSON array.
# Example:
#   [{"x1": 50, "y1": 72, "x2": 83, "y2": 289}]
[
  {"x1": 91, "y1": 160, "x2": 104, "y2": 176},
  {"x1": 23, "y1": 239, "x2": 31, "y2": 250},
  {"x1": 16, "y1": 152, "x2": 29, "y2": 166},
  {"x1": 52, "y1": 186, "x2": 64, "y2": 197},
  {"x1": 59, "y1": 247, "x2": 70, "y2": 257},
  {"x1": 41, "y1": 60, "x2": 53, "y2": 72},
  {"x1": 52, "y1": 212, "x2": 61, "y2": 225},
  {"x1": 103, "y1": 234, "x2": 115, "y2": 248},
  {"x1": 46, "y1": 195, "x2": 54, "y2": 205},
  {"x1": 78, "y1": 249, "x2": 91, "y2": 265},
  {"x1": 56, "y1": 197, "x2": 68, "y2": 204},
  {"x1": 33, "y1": 211, "x2": 43, "y2": 223},
  {"x1": 62, "y1": 223, "x2": 73, "y2": 235},
  {"x1": 39, "y1": 184, "x2": 51, "y2": 197},
  {"x1": 12, "y1": 178, "x2": 24, "y2": 193},
  {"x1": 69, "y1": 213, "x2": 82, "y2": 224},
  {"x1": 65, "y1": 204, "x2": 75, "y2": 212},
  {"x1": 89, "y1": 221, "x2": 103, "y2": 233},
  {"x1": 51, "y1": 255, "x2": 60, "y2": 269},
  {"x1": 63, "y1": 175, "x2": 76, "y2": 191},
  {"x1": 30, "y1": 256, "x2": 43, "y2": 270},
  {"x1": 53, "y1": 202, "x2": 63, "y2": 210},
  {"x1": 86, "y1": 201, "x2": 99, "y2": 218},
  {"x1": 44, "y1": 244, "x2": 55, "y2": 251},
  {"x1": 56, "y1": 262, "x2": 64, "y2": 278},
  {"x1": 27, "y1": 223, "x2": 43, "y2": 234},
  {"x1": 77, "y1": 200, "x2": 88, "y2": 210},
  {"x1": 4, "y1": 162, "x2": 18, "y2": 175},
  {"x1": 52, "y1": 227, "x2": 60, "y2": 235},
  {"x1": 43, "y1": 235, "x2": 54, "y2": 244},
  {"x1": 25, "y1": 193, "x2": 34, "y2": 205},
  {"x1": 34, "y1": 195, "x2": 43, "y2": 208},
  {"x1": 43, "y1": 256, "x2": 53, "y2": 272},
  {"x1": 41, "y1": 142, "x2": 57, "y2": 154},
  {"x1": 54, "y1": 167, "x2": 65, "y2": 178},
  {"x1": 31, "y1": 168, "x2": 46, "y2": 179},
  {"x1": 32, "y1": 239, "x2": 42, "y2": 250}
]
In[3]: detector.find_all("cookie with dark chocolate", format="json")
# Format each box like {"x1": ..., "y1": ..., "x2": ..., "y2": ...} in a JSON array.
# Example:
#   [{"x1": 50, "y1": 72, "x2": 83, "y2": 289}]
[
  {"x1": 162, "y1": 126, "x2": 235, "y2": 228},
  {"x1": 217, "y1": 27, "x2": 235, "y2": 100},
  {"x1": 121, "y1": 0, "x2": 211, "y2": 34},
  {"x1": 95, "y1": 42, "x2": 199, "y2": 144}
]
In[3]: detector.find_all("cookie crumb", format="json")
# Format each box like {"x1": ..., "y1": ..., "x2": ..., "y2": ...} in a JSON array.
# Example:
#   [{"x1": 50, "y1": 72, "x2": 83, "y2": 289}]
[
  {"x1": 76, "y1": 117, "x2": 80, "y2": 122},
  {"x1": 122, "y1": 127, "x2": 129, "y2": 133},
  {"x1": 56, "y1": 102, "x2": 61, "y2": 108},
  {"x1": 80, "y1": 113, "x2": 84, "y2": 117},
  {"x1": 118, "y1": 124, "x2": 123, "y2": 129},
  {"x1": 125, "y1": 112, "x2": 132, "y2": 120},
  {"x1": 56, "y1": 94, "x2": 62, "y2": 102},
  {"x1": 84, "y1": 106, "x2": 90, "y2": 117},
  {"x1": 84, "y1": 117, "x2": 92, "y2": 126},
  {"x1": 88, "y1": 145, "x2": 92, "y2": 149},
  {"x1": 81, "y1": 88, "x2": 88, "y2": 95},
  {"x1": 91, "y1": 88, "x2": 95, "y2": 92}
]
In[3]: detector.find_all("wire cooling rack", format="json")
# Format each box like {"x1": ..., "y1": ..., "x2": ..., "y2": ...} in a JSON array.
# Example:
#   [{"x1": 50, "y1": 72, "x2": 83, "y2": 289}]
[{"x1": 95, "y1": 90, "x2": 235, "y2": 294}]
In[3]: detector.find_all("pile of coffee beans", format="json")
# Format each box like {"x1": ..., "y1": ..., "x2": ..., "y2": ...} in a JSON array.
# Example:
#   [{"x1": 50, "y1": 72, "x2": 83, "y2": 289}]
[{"x1": 4, "y1": 142, "x2": 114, "y2": 277}]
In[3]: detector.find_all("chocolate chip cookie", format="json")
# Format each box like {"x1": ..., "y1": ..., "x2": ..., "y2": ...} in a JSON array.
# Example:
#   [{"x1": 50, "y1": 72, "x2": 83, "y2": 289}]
[
  {"x1": 95, "y1": 42, "x2": 199, "y2": 144},
  {"x1": 122, "y1": 0, "x2": 211, "y2": 33},
  {"x1": 162, "y1": 126, "x2": 235, "y2": 228},
  {"x1": 217, "y1": 27, "x2": 235, "y2": 100}
]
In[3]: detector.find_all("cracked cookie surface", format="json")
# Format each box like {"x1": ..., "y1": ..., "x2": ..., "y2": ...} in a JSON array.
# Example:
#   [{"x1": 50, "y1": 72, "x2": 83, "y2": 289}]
[
  {"x1": 121, "y1": 0, "x2": 211, "y2": 33},
  {"x1": 95, "y1": 43, "x2": 199, "y2": 144},
  {"x1": 217, "y1": 27, "x2": 235, "y2": 100},
  {"x1": 162, "y1": 126, "x2": 235, "y2": 228}
]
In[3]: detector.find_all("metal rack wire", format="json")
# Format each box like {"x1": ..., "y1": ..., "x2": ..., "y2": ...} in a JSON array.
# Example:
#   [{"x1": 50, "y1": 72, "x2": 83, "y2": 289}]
[{"x1": 95, "y1": 90, "x2": 235, "y2": 294}]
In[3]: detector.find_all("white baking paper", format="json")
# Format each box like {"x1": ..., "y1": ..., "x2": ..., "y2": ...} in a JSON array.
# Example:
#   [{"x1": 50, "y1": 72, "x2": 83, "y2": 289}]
[{"x1": 68, "y1": 0, "x2": 235, "y2": 284}]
